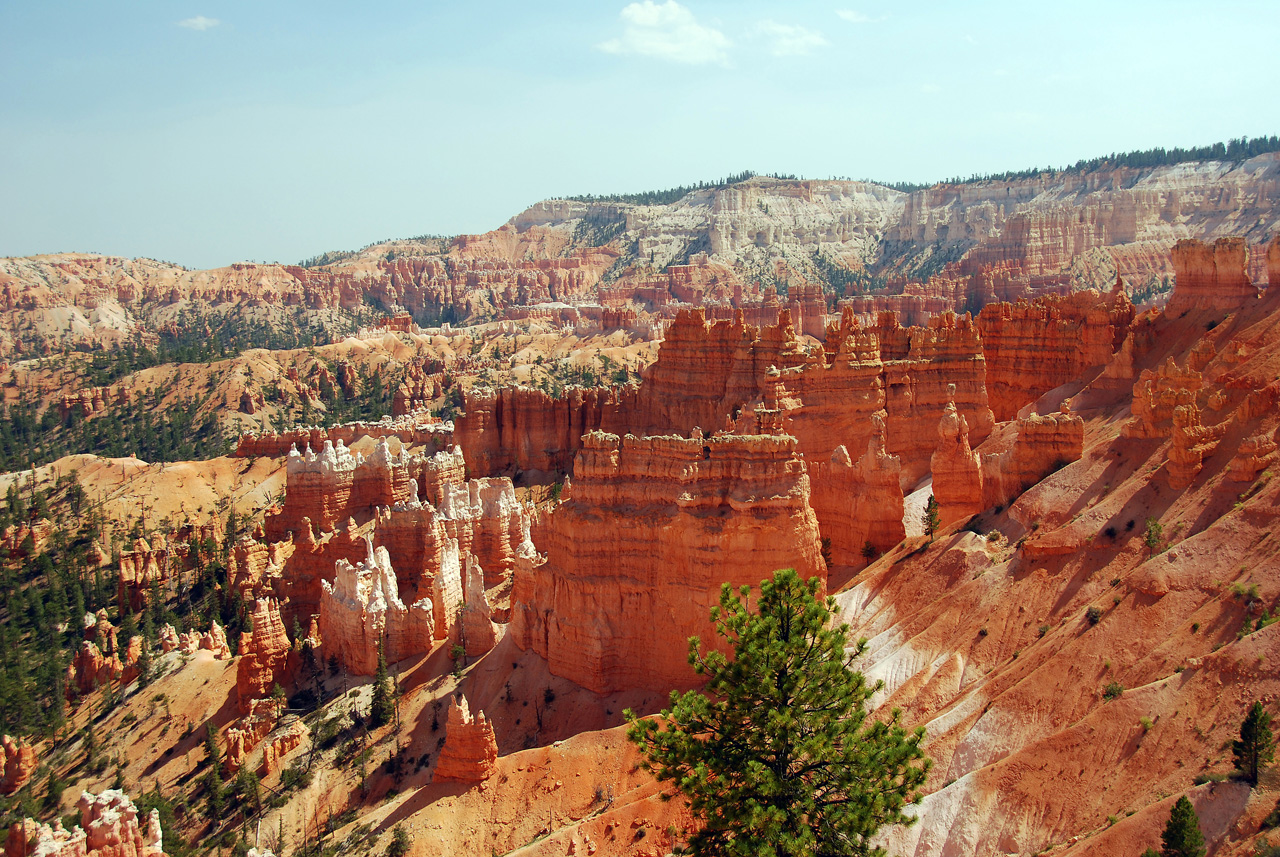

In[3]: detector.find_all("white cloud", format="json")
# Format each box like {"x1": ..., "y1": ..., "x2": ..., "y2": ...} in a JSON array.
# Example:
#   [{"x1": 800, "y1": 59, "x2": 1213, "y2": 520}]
[
  {"x1": 835, "y1": 10, "x2": 886, "y2": 24},
  {"x1": 598, "y1": 1, "x2": 730, "y2": 65},
  {"x1": 919, "y1": 83, "x2": 942, "y2": 94},
  {"x1": 755, "y1": 20, "x2": 827, "y2": 57},
  {"x1": 178, "y1": 15, "x2": 219, "y2": 31}
]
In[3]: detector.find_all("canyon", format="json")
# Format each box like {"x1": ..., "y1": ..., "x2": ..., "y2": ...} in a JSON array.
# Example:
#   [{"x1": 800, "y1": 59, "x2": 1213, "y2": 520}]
[{"x1": 2, "y1": 152, "x2": 1280, "y2": 857}]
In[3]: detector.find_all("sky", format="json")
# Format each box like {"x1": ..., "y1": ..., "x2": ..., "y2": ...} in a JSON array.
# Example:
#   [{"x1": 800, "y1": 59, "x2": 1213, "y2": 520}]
[{"x1": 2, "y1": 1, "x2": 1278, "y2": 270}]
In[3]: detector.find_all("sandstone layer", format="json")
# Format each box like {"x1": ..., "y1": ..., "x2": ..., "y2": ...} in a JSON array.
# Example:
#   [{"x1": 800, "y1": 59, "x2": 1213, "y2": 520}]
[{"x1": 511, "y1": 431, "x2": 824, "y2": 694}]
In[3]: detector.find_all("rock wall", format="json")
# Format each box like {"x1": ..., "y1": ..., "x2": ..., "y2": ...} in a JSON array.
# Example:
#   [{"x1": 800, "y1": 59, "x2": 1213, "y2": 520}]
[
  {"x1": 806, "y1": 415, "x2": 905, "y2": 565},
  {"x1": 629, "y1": 308, "x2": 808, "y2": 437},
  {"x1": 265, "y1": 438, "x2": 456, "y2": 540},
  {"x1": 1268, "y1": 235, "x2": 1280, "y2": 291},
  {"x1": 456, "y1": 384, "x2": 636, "y2": 478},
  {"x1": 1168, "y1": 237, "x2": 1259, "y2": 313},
  {"x1": 511, "y1": 431, "x2": 824, "y2": 694},
  {"x1": 932, "y1": 397, "x2": 1084, "y2": 525},
  {"x1": 235, "y1": 419, "x2": 454, "y2": 459},
  {"x1": 460, "y1": 555, "x2": 498, "y2": 657},
  {"x1": 977, "y1": 285, "x2": 1134, "y2": 420},
  {"x1": 434, "y1": 478, "x2": 533, "y2": 587},
  {"x1": 979, "y1": 408, "x2": 1085, "y2": 510},
  {"x1": 319, "y1": 537, "x2": 435, "y2": 675},
  {"x1": 236, "y1": 598, "x2": 291, "y2": 713}
]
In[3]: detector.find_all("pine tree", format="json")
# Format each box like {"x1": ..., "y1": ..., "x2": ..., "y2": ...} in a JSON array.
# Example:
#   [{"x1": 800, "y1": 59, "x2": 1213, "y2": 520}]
[
  {"x1": 369, "y1": 642, "x2": 394, "y2": 729},
  {"x1": 627, "y1": 568, "x2": 931, "y2": 857},
  {"x1": 1233, "y1": 700, "x2": 1274, "y2": 786},
  {"x1": 136, "y1": 640, "x2": 154, "y2": 687},
  {"x1": 1160, "y1": 796, "x2": 1205, "y2": 857},
  {"x1": 204, "y1": 722, "x2": 222, "y2": 778},
  {"x1": 923, "y1": 495, "x2": 940, "y2": 541}
]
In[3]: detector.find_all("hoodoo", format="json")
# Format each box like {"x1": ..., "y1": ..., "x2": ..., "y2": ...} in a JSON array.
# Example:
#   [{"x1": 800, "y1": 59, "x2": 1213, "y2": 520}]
[{"x1": 511, "y1": 430, "x2": 824, "y2": 694}]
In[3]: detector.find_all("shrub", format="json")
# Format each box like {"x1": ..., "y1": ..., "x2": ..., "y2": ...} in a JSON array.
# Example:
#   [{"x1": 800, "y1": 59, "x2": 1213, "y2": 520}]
[
  {"x1": 1086, "y1": 606, "x2": 1103, "y2": 626},
  {"x1": 386, "y1": 825, "x2": 411, "y2": 857},
  {"x1": 1144, "y1": 517, "x2": 1164, "y2": 552},
  {"x1": 1103, "y1": 681, "x2": 1124, "y2": 701}
]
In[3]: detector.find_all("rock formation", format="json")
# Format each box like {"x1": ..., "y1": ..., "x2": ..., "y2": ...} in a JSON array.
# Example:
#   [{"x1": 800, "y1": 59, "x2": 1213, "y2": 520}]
[
  {"x1": 1167, "y1": 403, "x2": 1227, "y2": 490},
  {"x1": 511, "y1": 431, "x2": 824, "y2": 694},
  {"x1": 933, "y1": 390, "x2": 1085, "y2": 526},
  {"x1": 456, "y1": 384, "x2": 635, "y2": 478},
  {"x1": 226, "y1": 699, "x2": 285, "y2": 774},
  {"x1": 460, "y1": 555, "x2": 498, "y2": 657},
  {"x1": 1126, "y1": 357, "x2": 1202, "y2": 438},
  {"x1": 434, "y1": 478, "x2": 533, "y2": 586},
  {"x1": 1268, "y1": 234, "x2": 1280, "y2": 291},
  {"x1": 319, "y1": 537, "x2": 435, "y2": 675},
  {"x1": 930, "y1": 391, "x2": 984, "y2": 526},
  {"x1": 258, "y1": 721, "x2": 308, "y2": 777},
  {"x1": 0, "y1": 736, "x2": 35, "y2": 796},
  {"x1": 235, "y1": 419, "x2": 454, "y2": 460},
  {"x1": 432, "y1": 695, "x2": 498, "y2": 783},
  {"x1": 265, "y1": 438, "x2": 428, "y2": 540},
  {"x1": 4, "y1": 789, "x2": 164, "y2": 857},
  {"x1": 1228, "y1": 432, "x2": 1278, "y2": 483},
  {"x1": 806, "y1": 415, "x2": 905, "y2": 565},
  {"x1": 979, "y1": 407, "x2": 1085, "y2": 510},
  {"x1": 67, "y1": 641, "x2": 124, "y2": 698},
  {"x1": 1168, "y1": 237, "x2": 1259, "y2": 313},
  {"x1": 977, "y1": 287, "x2": 1134, "y2": 420},
  {"x1": 236, "y1": 598, "x2": 291, "y2": 713}
]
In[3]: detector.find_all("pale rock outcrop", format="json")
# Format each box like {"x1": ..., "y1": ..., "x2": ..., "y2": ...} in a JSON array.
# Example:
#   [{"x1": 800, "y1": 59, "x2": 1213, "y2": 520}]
[
  {"x1": 157, "y1": 624, "x2": 180, "y2": 654},
  {"x1": 1268, "y1": 234, "x2": 1280, "y2": 291},
  {"x1": 265, "y1": 438, "x2": 423, "y2": 540},
  {"x1": 259, "y1": 721, "x2": 308, "y2": 777},
  {"x1": 5, "y1": 789, "x2": 164, "y2": 857},
  {"x1": 436, "y1": 478, "x2": 533, "y2": 586},
  {"x1": 319, "y1": 537, "x2": 435, "y2": 675},
  {"x1": 432, "y1": 695, "x2": 498, "y2": 783},
  {"x1": 430, "y1": 542, "x2": 464, "y2": 643},
  {"x1": 460, "y1": 554, "x2": 498, "y2": 657}
]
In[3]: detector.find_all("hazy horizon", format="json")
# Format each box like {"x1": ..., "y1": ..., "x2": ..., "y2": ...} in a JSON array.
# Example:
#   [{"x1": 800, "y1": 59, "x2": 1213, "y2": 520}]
[{"x1": 3, "y1": 1, "x2": 1277, "y2": 269}]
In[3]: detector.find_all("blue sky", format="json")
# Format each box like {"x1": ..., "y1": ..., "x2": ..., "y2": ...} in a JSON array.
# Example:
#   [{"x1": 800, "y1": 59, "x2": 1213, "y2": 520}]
[{"x1": 2, "y1": 1, "x2": 1277, "y2": 269}]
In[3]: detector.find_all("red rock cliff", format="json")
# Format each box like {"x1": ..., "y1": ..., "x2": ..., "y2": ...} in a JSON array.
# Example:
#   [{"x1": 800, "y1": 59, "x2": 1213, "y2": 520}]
[{"x1": 511, "y1": 431, "x2": 823, "y2": 694}]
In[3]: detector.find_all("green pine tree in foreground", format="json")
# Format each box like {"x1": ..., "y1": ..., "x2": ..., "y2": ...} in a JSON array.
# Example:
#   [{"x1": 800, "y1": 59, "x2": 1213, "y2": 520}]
[
  {"x1": 627, "y1": 568, "x2": 931, "y2": 857},
  {"x1": 1158, "y1": 795, "x2": 1205, "y2": 857}
]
